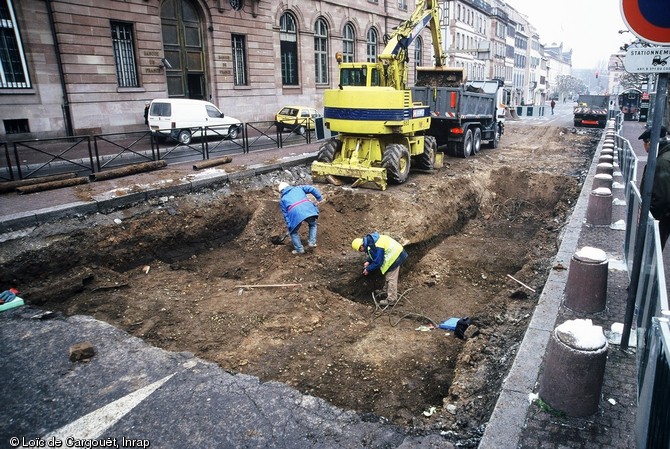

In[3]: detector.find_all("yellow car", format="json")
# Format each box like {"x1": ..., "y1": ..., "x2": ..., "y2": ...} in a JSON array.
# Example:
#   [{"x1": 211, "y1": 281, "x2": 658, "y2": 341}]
[{"x1": 275, "y1": 106, "x2": 322, "y2": 135}]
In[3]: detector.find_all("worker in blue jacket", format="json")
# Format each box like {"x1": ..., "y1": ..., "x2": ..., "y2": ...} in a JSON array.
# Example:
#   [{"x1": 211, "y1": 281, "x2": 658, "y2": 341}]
[
  {"x1": 278, "y1": 181, "x2": 324, "y2": 254},
  {"x1": 352, "y1": 232, "x2": 408, "y2": 306}
]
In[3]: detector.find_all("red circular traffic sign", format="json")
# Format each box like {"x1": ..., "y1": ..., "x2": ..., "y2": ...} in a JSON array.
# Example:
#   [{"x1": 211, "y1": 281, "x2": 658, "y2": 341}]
[{"x1": 621, "y1": 0, "x2": 670, "y2": 44}]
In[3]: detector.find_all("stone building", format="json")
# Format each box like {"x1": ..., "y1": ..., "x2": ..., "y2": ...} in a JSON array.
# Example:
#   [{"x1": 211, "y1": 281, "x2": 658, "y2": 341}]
[
  {"x1": 1, "y1": 0, "x2": 428, "y2": 140},
  {"x1": 1, "y1": 0, "x2": 568, "y2": 141}
]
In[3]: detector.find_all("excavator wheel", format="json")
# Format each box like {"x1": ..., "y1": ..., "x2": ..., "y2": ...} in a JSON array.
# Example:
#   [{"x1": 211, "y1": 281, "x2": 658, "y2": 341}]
[
  {"x1": 414, "y1": 136, "x2": 437, "y2": 170},
  {"x1": 472, "y1": 128, "x2": 482, "y2": 154},
  {"x1": 316, "y1": 138, "x2": 342, "y2": 163},
  {"x1": 382, "y1": 143, "x2": 410, "y2": 184}
]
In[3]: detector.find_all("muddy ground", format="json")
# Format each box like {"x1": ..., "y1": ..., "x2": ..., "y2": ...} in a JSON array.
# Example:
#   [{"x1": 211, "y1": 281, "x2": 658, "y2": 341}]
[{"x1": 0, "y1": 123, "x2": 601, "y2": 446}]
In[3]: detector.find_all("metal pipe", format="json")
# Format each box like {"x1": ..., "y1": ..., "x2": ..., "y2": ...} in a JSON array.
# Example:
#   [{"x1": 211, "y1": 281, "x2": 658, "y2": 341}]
[{"x1": 46, "y1": 0, "x2": 74, "y2": 137}]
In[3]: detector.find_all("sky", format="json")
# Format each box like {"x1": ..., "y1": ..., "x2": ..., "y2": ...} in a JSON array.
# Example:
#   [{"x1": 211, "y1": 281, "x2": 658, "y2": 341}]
[{"x1": 505, "y1": 0, "x2": 630, "y2": 69}]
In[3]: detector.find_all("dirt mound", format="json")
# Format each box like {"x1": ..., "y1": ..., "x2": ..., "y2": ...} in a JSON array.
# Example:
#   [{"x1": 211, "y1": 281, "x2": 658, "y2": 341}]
[{"x1": 0, "y1": 124, "x2": 601, "y2": 446}]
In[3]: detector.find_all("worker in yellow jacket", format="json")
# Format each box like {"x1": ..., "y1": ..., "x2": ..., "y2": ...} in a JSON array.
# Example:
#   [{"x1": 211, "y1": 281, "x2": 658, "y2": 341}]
[{"x1": 352, "y1": 232, "x2": 408, "y2": 306}]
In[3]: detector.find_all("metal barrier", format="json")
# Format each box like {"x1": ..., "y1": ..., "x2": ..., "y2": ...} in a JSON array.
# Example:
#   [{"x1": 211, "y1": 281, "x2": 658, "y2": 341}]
[
  {"x1": 12, "y1": 136, "x2": 95, "y2": 180},
  {"x1": 93, "y1": 130, "x2": 156, "y2": 171},
  {"x1": 0, "y1": 120, "x2": 320, "y2": 183},
  {"x1": 618, "y1": 123, "x2": 670, "y2": 448},
  {"x1": 1, "y1": 141, "x2": 12, "y2": 181},
  {"x1": 636, "y1": 317, "x2": 670, "y2": 449}
]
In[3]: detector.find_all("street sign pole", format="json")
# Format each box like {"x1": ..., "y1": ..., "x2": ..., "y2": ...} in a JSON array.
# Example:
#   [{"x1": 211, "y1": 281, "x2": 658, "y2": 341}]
[{"x1": 620, "y1": 72, "x2": 668, "y2": 351}]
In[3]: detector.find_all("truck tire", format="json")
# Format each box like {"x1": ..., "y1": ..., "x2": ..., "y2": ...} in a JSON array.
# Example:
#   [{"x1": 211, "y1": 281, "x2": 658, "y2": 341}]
[
  {"x1": 382, "y1": 143, "x2": 410, "y2": 184},
  {"x1": 485, "y1": 124, "x2": 500, "y2": 149},
  {"x1": 414, "y1": 136, "x2": 437, "y2": 170},
  {"x1": 177, "y1": 129, "x2": 192, "y2": 145},
  {"x1": 456, "y1": 129, "x2": 473, "y2": 158},
  {"x1": 316, "y1": 138, "x2": 342, "y2": 163},
  {"x1": 473, "y1": 128, "x2": 482, "y2": 154}
]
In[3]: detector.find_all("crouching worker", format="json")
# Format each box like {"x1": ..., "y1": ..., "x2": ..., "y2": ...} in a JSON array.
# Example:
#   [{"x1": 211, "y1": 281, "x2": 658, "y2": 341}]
[
  {"x1": 352, "y1": 232, "x2": 408, "y2": 306},
  {"x1": 278, "y1": 181, "x2": 324, "y2": 255}
]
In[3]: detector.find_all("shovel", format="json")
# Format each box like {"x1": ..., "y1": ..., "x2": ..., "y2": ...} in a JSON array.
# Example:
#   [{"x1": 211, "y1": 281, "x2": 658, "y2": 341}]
[{"x1": 270, "y1": 233, "x2": 289, "y2": 245}]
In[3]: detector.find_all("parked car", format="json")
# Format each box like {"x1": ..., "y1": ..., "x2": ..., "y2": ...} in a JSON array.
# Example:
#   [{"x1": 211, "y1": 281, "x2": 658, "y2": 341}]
[
  {"x1": 275, "y1": 106, "x2": 322, "y2": 135},
  {"x1": 148, "y1": 98, "x2": 242, "y2": 145}
]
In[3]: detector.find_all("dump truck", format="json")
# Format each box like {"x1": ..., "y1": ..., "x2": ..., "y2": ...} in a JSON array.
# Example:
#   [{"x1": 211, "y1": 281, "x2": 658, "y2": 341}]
[
  {"x1": 573, "y1": 94, "x2": 609, "y2": 128},
  {"x1": 411, "y1": 71, "x2": 505, "y2": 158},
  {"x1": 311, "y1": 0, "x2": 447, "y2": 190}
]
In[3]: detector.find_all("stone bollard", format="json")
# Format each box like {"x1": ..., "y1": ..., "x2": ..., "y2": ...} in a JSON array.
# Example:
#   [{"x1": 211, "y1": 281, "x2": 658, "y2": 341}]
[
  {"x1": 539, "y1": 319, "x2": 608, "y2": 417},
  {"x1": 602, "y1": 142, "x2": 615, "y2": 151},
  {"x1": 564, "y1": 246, "x2": 609, "y2": 313},
  {"x1": 600, "y1": 149, "x2": 614, "y2": 157},
  {"x1": 592, "y1": 173, "x2": 613, "y2": 190},
  {"x1": 598, "y1": 154, "x2": 614, "y2": 164},
  {"x1": 586, "y1": 187, "x2": 612, "y2": 226},
  {"x1": 596, "y1": 162, "x2": 613, "y2": 176}
]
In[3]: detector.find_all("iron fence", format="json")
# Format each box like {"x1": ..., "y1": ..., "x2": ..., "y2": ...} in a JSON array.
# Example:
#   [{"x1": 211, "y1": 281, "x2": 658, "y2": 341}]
[
  {"x1": 617, "y1": 124, "x2": 670, "y2": 448},
  {"x1": 0, "y1": 120, "x2": 321, "y2": 182}
]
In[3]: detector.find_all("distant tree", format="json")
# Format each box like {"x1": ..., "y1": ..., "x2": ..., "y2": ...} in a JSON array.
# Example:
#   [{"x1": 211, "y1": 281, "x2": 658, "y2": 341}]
[
  {"x1": 619, "y1": 72, "x2": 648, "y2": 91},
  {"x1": 556, "y1": 75, "x2": 587, "y2": 99}
]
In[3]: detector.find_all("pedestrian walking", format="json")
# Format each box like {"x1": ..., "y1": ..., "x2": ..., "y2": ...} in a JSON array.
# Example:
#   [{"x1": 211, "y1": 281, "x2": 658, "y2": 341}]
[
  {"x1": 640, "y1": 126, "x2": 670, "y2": 249},
  {"x1": 550, "y1": 99, "x2": 556, "y2": 115},
  {"x1": 278, "y1": 181, "x2": 324, "y2": 255},
  {"x1": 144, "y1": 101, "x2": 150, "y2": 126},
  {"x1": 351, "y1": 232, "x2": 408, "y2": 306}
]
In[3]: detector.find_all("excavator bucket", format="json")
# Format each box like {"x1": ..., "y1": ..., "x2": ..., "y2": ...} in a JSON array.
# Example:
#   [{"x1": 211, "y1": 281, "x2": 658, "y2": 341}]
[{"x1": 415, "y1": 66, "x2": 464, "y2": 87}]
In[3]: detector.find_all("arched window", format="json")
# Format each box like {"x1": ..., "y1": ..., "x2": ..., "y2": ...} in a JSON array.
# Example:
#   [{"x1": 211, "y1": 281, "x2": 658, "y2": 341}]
[
  {"x1": 414, "y1": 36, "x2": 423, "y2": 81},
  {"x1": 314, "y1": 18, "x2": 329, "y2": 84},
  {"x1": 280, "y1": 12, "x2": 298, "y2": 86},
  {"x1": 342, "y1": 23, "x2": 355, "y2": 63},
  {"x1": 366, "y1": 27, "x2": 378, "y2": 62}
]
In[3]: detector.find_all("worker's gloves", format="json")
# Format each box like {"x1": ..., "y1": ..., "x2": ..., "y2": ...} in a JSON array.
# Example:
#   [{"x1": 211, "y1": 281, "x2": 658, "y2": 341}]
[{"x1": 0, "y1": 288, "x2": 19, "y2": 304}]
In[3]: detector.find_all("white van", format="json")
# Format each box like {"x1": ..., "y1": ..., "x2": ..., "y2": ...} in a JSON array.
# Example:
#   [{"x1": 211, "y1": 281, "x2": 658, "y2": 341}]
[{"x1": 147, "y1": 98, "x2": 242, "y2": 145}]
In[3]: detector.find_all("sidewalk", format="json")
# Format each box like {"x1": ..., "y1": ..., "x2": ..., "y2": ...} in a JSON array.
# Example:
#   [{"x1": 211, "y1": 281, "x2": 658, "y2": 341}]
[
  {"x1": 0, "y1": 143, "x2": 321, "y2": 232},
  {"x1": 481, "y1": 119, "x2": 646, "y2": 449}
]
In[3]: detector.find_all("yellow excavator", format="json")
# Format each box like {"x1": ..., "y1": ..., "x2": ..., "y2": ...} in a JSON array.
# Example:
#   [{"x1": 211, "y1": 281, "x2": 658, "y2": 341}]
[{"x1": 311, "y1": 0, "x2": 448, "y2": 190}]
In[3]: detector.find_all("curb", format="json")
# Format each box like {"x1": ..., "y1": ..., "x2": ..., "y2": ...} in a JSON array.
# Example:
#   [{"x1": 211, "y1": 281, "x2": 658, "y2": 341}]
[{"x1": 478, "y1": 130, "x2": 608, "y2": 448}]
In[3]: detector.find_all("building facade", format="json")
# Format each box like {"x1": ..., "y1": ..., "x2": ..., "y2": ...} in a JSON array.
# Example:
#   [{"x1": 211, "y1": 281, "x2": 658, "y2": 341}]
[{"x1": 1, "y1": 0, "x2": 572, "y2": 141}]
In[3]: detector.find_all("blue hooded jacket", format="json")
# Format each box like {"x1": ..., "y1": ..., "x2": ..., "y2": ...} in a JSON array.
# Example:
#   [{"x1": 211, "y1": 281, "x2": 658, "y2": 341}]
[{"x1": 280, "y1": 185, "x2": 323, "y2": 232}]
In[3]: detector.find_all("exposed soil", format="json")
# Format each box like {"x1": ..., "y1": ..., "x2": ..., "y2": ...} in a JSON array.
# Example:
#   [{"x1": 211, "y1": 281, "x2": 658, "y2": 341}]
[{"x1": 0, "y1": 123, "x2": 601, "y2": 446}]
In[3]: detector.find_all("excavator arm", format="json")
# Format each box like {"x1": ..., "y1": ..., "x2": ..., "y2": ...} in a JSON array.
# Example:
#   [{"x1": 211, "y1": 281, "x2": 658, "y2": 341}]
[{"x1": 378, "y1": 0, "x2": 446, "y2": 90}]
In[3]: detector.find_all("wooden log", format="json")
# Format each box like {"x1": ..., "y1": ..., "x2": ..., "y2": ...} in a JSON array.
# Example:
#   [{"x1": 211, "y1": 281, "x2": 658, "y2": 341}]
[
  {"x1": 16, "y1": 176, "x2": 89, "y2": 194},
  {"x1": 193, "y1": 156, "x2": 233, "y2": 170},
  {"x1": 89, "y1": 160, "x2": 167, "y2": 182},
  {"x1": 0, "y1": 172, "x2": 77, "y2": 194},
  {"x1": 235, "y1": 283, "x2": 302, "y2": 289}
]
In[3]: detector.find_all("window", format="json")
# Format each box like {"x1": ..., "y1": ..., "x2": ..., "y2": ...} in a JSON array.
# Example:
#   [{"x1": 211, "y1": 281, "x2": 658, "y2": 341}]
[
  {"x1": 231, "y1": 34, "x2": 247, "y2": 86},
  {"x1": 0, "y1": 0, "x2": 30, "y2": 88},
  {"x1": 314, "y1": 18, "x2": 328, "y2": 85},
  {"x1": 280, "y1": 12, "x2": 298, "y2": 86},
  {"x1": 366, "y1": 27, "x2": 378, "y2": 62},
  {"x1": 342, "y1": 23, "x2": 355, "y2": 63},
  {"x1": 3, "y1": 118, "x2": 29, "y2": 133},
  {"x1": 111, "y1": 21, "x2": 139, "y2": 88},
  {"x1": 398, "y1": 0, "x2": 407, "y2": 10},
  {"x1": 414, "y1": 36, "x2": 422, "y2": 81}
]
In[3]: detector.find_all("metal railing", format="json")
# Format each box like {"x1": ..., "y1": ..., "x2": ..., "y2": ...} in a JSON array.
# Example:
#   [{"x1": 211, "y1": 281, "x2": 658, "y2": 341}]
[
  {"x1": 617, "y1": 126, "x2": 670, "y2": 448},
  {"x1": 0, "y1": 120, "x2": 322, "y2": 182}
]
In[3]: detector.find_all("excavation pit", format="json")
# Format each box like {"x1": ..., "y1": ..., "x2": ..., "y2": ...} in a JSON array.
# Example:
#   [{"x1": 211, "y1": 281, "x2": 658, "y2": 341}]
[{"x1": 0, "y1": 125, "x2": 600, "y2": 446}]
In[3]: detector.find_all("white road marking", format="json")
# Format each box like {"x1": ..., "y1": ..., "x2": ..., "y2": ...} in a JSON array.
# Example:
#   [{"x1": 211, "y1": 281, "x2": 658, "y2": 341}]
[{"x1": 45, "y1": 373, "x2": 175, "y2": 440}]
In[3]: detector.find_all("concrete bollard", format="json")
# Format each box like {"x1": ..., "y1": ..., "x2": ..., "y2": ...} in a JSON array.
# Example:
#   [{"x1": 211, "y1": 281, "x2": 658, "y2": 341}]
[
  {"x1": 602, "y1": 142, "x2": 615, "y2": 150},
  {"x1": 564, "y1": 246, "x2": 609, "y2": 312},
  {"x1": 539, "y1": 319, "x2": 608, "y2": 417},
  {"x1": 596, "y1": 163, "x2": 613, "y2": 176},
  {"x1": 600, "y1": 149, "x2": 614, "y2": 157},
  {"x1": 593, "y1": 173, "x2": 613, "y2": 190},
  {"x1": 586, "y1": 187, "x2": 612, "y2": 226}
]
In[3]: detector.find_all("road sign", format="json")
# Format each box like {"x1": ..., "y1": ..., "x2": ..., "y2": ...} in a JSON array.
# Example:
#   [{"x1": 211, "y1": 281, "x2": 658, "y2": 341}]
[
  {"x1": 621, "y1": 0, "x2": 670, "y2": 45},
  {"x1": 624, "y1": 46, "x2": 670, "y2": 72}
]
